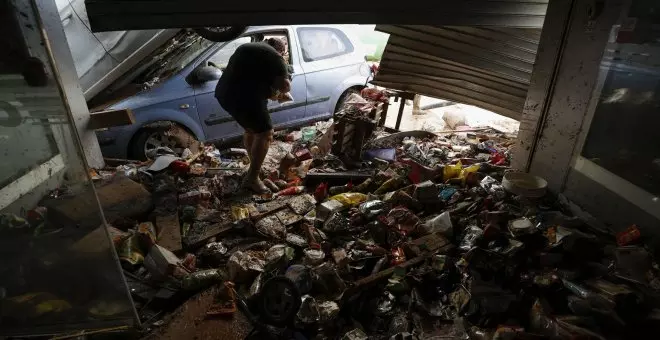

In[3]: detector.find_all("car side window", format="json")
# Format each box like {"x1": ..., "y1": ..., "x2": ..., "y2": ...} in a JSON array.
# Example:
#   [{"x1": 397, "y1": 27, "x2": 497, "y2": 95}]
[
  {"x1": 296, "y1": 27, "x2": 354, "y2": 62},
  {"x1": 206, "y1": 36, "x2": 252, "y2": 69}
]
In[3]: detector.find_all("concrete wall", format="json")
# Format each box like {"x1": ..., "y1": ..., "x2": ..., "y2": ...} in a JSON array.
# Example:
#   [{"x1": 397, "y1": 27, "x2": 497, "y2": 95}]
[{"x1": 518, "y1": 0, "x2": 660, "y2": 233}]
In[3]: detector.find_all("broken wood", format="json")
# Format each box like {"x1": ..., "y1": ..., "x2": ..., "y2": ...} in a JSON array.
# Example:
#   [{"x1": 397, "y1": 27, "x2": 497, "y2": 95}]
[
  {"x1": 404, "y1": 232, "x2": 453, "y2": 257},
  {"x1": 156, "y1": 212, "x2": 182, "y2": 252},
  {"x1": 88, "y1": 108, "x2": 135, "y2": 130},
  {"x1": 343, "y1": 234, "x2": 453, "y2": 302},
  {"x1": 250, "y1": 205, "x2": 288, "y2": 222},
  {"x1": 343, "y1": 255, "x2": 427, "y2": 302},
  {"x1": 304, "y1": 171, "x2": 374, "y2": 186},
  {"x1": 183, "y1": 222, "x2": 233, "y2": 249}
]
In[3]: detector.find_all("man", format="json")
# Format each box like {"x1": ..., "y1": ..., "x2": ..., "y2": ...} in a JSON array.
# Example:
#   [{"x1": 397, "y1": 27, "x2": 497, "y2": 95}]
[{"x1": 215, "y1": 39, "x2": 291, "y2": 193}]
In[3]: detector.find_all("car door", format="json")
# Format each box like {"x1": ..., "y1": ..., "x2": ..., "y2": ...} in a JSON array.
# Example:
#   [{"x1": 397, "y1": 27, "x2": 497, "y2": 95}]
[
  {"x1": 262, "y1": 29, "x2": 308, "y2": 129},
  {"x1": 295, "y1": 26, "x2": 365, "y2": 117},
  {"x1": 192, "y1": 36, "x2": 252, "y2": 142}
]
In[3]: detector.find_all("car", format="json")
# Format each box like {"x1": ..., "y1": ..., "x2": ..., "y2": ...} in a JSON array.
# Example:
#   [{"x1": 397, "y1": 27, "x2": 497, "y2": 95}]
[{"x1": 95, "y1": 25, "x2": 372, "y2": 159}]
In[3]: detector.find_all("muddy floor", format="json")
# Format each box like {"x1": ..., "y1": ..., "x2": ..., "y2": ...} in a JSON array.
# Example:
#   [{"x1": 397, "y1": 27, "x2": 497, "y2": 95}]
[{"x1": 144, "y1": 286, "x2": 251, "y2": 340}]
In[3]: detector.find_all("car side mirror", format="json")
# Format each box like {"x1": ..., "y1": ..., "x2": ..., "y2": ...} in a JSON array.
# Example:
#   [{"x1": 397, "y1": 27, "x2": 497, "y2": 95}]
[{"x1": 185, "y1": 65, "x2": 222, "y2": 85}]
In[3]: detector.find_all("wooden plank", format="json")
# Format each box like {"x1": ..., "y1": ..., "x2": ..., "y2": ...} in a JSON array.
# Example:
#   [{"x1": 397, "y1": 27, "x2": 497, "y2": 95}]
[
  {"x1": 156, "y1": 212, "x2": 182, "y2": 252},
  {"x1": 88, "y1": 109, "x2": 135, "y2": 130},
  {"x1": 183, "y1": 222, "x2": 233, "y2": 249}
]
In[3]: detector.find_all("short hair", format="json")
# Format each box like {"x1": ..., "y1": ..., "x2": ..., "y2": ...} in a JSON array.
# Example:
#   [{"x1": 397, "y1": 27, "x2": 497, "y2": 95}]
[{"x1": 266, "y1": 38, "x2": 286, "y2": 54}]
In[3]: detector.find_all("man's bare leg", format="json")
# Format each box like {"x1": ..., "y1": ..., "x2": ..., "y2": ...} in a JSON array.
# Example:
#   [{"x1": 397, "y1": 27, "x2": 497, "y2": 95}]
[
  {"x1": 243, "y1": 129, "x2": 273, "y2": 193},
  {"x1": 243, "y1": 131, "x2": 255, "y2": 159}
]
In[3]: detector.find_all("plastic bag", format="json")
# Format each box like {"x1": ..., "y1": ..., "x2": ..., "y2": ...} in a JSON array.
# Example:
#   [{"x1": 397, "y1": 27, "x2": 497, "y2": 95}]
[
  {"x1": 443, "y1": 162, "x2": 462, "y2": 181},
  {"x1": 459, "y1": 226, "x2": 484, "y2": 251},
  {"x1": 266, "y1": 244, "x2": 295, "y2": 269},
  {"x1": 329, "y1": 192, "x2": 368, "y2": 207},
  {"x1": 297, "y1": 295, "x2": 320, "y2": 324},
  {"x1": 303, "y1": 248, "x2": 326, "y2": 265},
  {"x1": 421, "y1": 211, "x2": 453, "y2": 236},
  {"x1": 228, "y1": 251, "x2": 265, "y2": 283},
  {"x1": 358, "y1": 200, "x2": 387, "y2": 219}
]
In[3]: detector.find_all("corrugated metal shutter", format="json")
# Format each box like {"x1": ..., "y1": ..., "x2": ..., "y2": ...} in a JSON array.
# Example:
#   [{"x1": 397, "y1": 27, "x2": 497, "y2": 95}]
[
  {"x1": 373, "y1": 25, "x2": 543, "y2": 120},
  {"x1": 85, "y1": 0, "x2": 548, "y2": 32}
]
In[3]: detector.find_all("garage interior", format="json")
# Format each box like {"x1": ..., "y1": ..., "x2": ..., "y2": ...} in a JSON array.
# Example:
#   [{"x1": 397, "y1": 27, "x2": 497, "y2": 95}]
[{"x1": 1, "y1": 0, "x2": 659, "y2": 338}]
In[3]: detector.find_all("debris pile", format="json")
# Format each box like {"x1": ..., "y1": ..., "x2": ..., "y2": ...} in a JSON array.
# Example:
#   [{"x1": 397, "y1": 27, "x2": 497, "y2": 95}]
[{"x1": 4, "y1": 90, "x2": 660, "y2": 339}]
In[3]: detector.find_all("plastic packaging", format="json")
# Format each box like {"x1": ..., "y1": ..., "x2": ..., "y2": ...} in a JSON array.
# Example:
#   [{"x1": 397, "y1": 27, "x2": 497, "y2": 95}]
[
  {"x1": 374, "y1": 177, "x2": 406, "y2": 194},
  {"x1": 329, "y1": 192, "x2": 368, "y2": 207},
  {"x1": 443, "y1": 162, "x2": 462, "y2": 181},
  {"x1": 459, "y1": 225, "x2": 484, "y2": 251},
  {"x1": 285, "y1": 264, "x2": 313, "y2": 294},
  {"x1": 313, "y1": 263, "x2": 346, "y2": 299},
  {"x1": 274, "y1": 185, "x2": 305, "y2": 197},
  {"x1": 358, "y1": 200, "x2": 387, "y2": 219},
  {"x1": 303, "y1": 248, "x2": 326, "y2": 265},
  {"x1": 459, "y1": 163, "x2": 480, "y2": 185},
  {"x1": 616, "y1": 224, "x2": 641, "y2": 246},
  {"x1": 302, "y1": 126, "x2": 317, "y2": 141},
  {"x1": 182, "y1": 269, "x2": 228, "y2": 291},
  {"x1": 314, "y1": 182, "x2": 328, "y2": 201},
  {"x1": 231, "y1": 205, "x2": 250, "y2": 221},
  {"x1": 227, "y1": 251, "x2": 265, "y2": 283},
  {"x1": 297, "y1": 295, "x2": 320, "y2": 324},
  {"x1": 318, "y1": 301, "x2": 340, "y2": 323},
  {"x1": 421, "y1": 211, "x2": 453, "y2": 236},
  {"x1": 266, "y1": 244, "x2": 295, "y2": 268},
  {"x1": 329, "y1": 182, "x2": 353, "y2": 196}
]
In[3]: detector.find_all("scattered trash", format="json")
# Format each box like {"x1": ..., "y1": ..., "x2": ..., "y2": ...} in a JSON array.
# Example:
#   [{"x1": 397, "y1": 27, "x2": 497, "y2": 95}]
[{"x1": 18, "y1": 90, "x2": 656, "y2": 340}]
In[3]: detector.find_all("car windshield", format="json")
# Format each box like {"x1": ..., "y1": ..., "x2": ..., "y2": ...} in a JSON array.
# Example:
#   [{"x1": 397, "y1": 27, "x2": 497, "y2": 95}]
[{"x1": 135, "y1": 30, "x2": 215, "y2": 88}]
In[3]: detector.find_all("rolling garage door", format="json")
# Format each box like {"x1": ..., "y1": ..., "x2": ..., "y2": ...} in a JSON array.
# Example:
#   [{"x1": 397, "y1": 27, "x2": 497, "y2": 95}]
[{"x1": 372, "y1": 25, "x2": 542, "y2": 120}]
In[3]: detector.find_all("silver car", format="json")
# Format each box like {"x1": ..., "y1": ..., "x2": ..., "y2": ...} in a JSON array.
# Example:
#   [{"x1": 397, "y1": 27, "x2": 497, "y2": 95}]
[{"x1": 94, "y1": 25, "x2": 372, "y2": 159}]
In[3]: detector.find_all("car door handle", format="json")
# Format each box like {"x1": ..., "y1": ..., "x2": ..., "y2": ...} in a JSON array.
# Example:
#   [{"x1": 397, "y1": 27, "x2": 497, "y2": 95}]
[{"x1": 180, "y1": 104, "x2": 190, "y2": 109}]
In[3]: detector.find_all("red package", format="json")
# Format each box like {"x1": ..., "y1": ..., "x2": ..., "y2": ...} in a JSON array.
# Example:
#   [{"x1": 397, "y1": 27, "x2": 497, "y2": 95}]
[
  {"x1": 295, "y1": 148, "x2": 312, "y2": 162},
  {"x1": 390, "y1": 247, "x2": 406, "y2": 265},
  {"x1": 314, "y1": 182, "x2": 328, "y2": 201},
  {"x1": 490, "y1": 152, "x2": 507, "y2": 165},
  {"x1": 169, "y1": 160, "x2": 190, "y2": 174},
  {"x1": 616, "y1": 225, "x2": 641, "y2": 246}
]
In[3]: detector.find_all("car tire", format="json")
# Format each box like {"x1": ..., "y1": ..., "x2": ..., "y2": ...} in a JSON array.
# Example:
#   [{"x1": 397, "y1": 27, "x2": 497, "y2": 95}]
[
  {"x1": 128, "y1": 129, "x2": 154, "y2": 160},
  {"x1": 193, "y1": 26, "x2": 248, "y2": 42},
  {"x1": 335, "y1": 87, "x2": 363, "y2": 113},
  {"x1": 129, "y1": 128, "x2": 183, "y2": 160}
]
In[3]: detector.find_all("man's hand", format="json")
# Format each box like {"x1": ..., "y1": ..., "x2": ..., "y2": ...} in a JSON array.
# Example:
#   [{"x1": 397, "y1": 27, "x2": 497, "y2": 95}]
[{"x1": 273, "y1": 76, "x2": 291, "y2": 93}]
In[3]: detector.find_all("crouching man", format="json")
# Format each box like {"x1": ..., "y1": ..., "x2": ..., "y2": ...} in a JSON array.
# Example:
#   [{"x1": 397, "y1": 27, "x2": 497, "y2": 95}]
[{"x1": 215, "y1": 40, "x2": 291, "y2": 193}]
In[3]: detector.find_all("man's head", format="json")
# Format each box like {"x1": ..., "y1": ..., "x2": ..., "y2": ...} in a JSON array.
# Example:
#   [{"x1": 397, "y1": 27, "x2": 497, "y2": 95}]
[{"x1": 265, "y1": 38, "x2": 287, "y2": 56}]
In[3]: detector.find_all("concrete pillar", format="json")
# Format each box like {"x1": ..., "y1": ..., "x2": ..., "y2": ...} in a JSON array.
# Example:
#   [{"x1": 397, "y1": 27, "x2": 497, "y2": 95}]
[{"x1": 31, "y1": 0, "x2": 105, "y2": 169}]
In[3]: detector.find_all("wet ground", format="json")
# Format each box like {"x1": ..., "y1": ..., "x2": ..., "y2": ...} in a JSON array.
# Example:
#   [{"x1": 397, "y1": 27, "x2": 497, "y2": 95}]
[
  {"x1": 144, "y1": 286, "x2": 252, "y2": 340},
  {"x1": 383, "y1": 96, "x2": 520, "y2": 134}
]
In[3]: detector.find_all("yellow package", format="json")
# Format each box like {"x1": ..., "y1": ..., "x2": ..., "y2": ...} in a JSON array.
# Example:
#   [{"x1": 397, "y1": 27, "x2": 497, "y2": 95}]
[
  {"x1": 459, "y1": 164, "x2": 481, "y2": 185},
  {"x1": 231, "y1": 205, "x2": 250, "y2": 221},
  {"x1": 443, "y1": 161, "x2": 462, "y2": 181},
  {"x1": 328, "y1": 192, "x2": 368, "y2": 207}
]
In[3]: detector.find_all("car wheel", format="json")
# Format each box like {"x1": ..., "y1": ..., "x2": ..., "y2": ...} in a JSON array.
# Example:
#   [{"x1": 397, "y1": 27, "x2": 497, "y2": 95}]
[
  {"x1": 129, "y1": 128, "x2": 183, "y2": 160},
  {"x1": 193, "y1": 26, "x2": 248, "y2": 42},
  {"x1": 335, "y1": 87, "x2": 362, "y2": 113}
]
